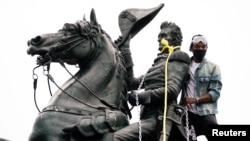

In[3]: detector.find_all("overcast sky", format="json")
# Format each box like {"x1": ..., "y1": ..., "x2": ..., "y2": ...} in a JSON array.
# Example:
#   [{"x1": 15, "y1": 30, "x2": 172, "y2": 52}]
[{"x1": 0, "y1": 0, "x2": 249, "y2": 141}]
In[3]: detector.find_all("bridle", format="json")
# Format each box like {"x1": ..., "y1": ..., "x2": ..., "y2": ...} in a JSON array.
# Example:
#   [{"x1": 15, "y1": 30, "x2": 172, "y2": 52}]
[{"x1": 31, "y1": 30, "x2": 120, "y2": 113}]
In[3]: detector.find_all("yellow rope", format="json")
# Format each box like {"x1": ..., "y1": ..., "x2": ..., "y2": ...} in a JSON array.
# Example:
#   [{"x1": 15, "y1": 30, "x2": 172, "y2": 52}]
[{"x1": 160, "y1": 39, "x2": 180, "y2": 141}]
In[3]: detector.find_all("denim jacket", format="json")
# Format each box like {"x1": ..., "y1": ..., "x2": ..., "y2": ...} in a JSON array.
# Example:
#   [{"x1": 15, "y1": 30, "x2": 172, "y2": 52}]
[{"x1": 193, "y1": 58, "x2": 222, "y2": 116}]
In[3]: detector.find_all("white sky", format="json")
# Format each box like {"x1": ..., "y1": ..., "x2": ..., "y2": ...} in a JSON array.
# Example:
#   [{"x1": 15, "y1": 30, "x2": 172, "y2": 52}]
[{"x1": 0, "y1": 0, "x2": 249, "y2": 141}]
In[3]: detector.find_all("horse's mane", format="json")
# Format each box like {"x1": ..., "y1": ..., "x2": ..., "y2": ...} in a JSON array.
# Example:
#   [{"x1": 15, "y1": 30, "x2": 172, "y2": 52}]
[
  {"x1": 75, "y1": 20, "x2": 119, "y2": 50},
  {"x1": 100, "y1": 26, "x2": 130, "y2": 117},
  {"x1": 75, "y1": 20, "x2": 129, "y2": 116}
]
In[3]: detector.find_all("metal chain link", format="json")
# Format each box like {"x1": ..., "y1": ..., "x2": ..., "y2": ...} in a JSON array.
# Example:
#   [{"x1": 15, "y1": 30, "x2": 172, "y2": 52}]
[
  {"x1": 185, "y1": 106, "x2": 190, "y2": 141},
  {"x1": 135, "y1": 74, "x2": 146, "y2": 141}
]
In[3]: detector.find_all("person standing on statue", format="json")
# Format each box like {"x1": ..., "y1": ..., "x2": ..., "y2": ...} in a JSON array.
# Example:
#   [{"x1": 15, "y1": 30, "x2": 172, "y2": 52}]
[
  {"x1": 102, "y1": 20, "x2": 191, "y2": 141},
  {"x1": 181, "y1": 34, "x2": 222, "y2": 140}
]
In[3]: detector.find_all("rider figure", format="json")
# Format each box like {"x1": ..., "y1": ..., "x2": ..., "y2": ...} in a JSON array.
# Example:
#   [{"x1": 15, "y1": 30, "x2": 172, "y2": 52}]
[{"x1": 102, "y1": 21, "x2": 191, "y2": 141}]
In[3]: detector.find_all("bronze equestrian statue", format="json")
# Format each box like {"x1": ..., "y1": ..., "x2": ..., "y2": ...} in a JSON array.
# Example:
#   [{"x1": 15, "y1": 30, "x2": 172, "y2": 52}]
[{"x1": 27, "y1": 4, "x2": 164, "y2": 141}]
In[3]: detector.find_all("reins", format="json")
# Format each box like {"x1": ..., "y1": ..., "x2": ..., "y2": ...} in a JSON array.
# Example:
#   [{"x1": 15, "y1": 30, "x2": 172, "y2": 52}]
[
  {"x1": 32, "y1": 63, "x2": 109, "y2": 113},
  {"x1": 32, "y1": 65, "x2": 41, "y2": 112},
  {"x1": 58, "y1": 61, "x2": 119, "y2": 110}
]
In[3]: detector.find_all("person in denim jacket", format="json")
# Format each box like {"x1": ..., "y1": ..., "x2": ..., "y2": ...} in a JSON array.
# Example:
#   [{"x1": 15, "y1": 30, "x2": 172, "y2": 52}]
[{"x1": 181, "y1": 34, "x2": 222, "y2": 140}]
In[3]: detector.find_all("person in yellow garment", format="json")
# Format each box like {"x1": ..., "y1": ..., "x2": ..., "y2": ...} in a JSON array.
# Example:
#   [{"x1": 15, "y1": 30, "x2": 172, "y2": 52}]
[
  {"x1": 181, "y1": 34, "x2": 222, "y2": 140},
  {"x1": 101, "y1": 20, "x2": 191, "y2": 141}
]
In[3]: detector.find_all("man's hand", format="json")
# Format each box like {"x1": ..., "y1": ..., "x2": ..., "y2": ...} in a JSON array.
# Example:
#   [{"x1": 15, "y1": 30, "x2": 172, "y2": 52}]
[{"x1": 183, "y1": 94, "x2": 212, "y2": 105}]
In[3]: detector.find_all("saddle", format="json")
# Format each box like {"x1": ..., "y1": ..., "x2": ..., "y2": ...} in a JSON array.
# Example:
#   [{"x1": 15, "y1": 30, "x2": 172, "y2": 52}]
[{"x1": 62, "y1": 109, "x2": 129, "y2": 137}]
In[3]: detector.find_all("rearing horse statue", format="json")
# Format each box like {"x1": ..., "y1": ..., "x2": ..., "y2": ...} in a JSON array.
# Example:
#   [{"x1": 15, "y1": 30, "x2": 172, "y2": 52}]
[{"x1": 27, "y1": 4, "x2": 163, "y2": 141}]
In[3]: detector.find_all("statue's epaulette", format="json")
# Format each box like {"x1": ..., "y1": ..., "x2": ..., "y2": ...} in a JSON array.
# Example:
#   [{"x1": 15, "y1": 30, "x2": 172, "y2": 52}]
[{"x1": 168, "y1": 50, "x2": 191, "y2": 64}]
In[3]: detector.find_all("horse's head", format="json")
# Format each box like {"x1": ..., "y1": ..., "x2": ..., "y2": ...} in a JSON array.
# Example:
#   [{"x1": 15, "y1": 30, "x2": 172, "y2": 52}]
[{"x1": 27, "y1": 9, "x2": 113, "y2": 67}]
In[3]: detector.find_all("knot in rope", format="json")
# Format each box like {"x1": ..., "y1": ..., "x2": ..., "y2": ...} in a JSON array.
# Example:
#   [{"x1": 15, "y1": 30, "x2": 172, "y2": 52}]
[{"x1": 160, "y1": 39, "x2": 180, "y2": 54}]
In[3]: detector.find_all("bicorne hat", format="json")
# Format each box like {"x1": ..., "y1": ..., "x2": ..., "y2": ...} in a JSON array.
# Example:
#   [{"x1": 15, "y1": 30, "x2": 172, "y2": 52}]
[{"x1": 116, "y1": 3, "x2": 164, "y2": 47}]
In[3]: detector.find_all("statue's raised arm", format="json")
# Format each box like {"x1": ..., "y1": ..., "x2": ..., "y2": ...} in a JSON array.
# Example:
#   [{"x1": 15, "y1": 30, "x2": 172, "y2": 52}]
[{"x1": 115, "y1": 4, "x2": 165, "y2": 90}]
